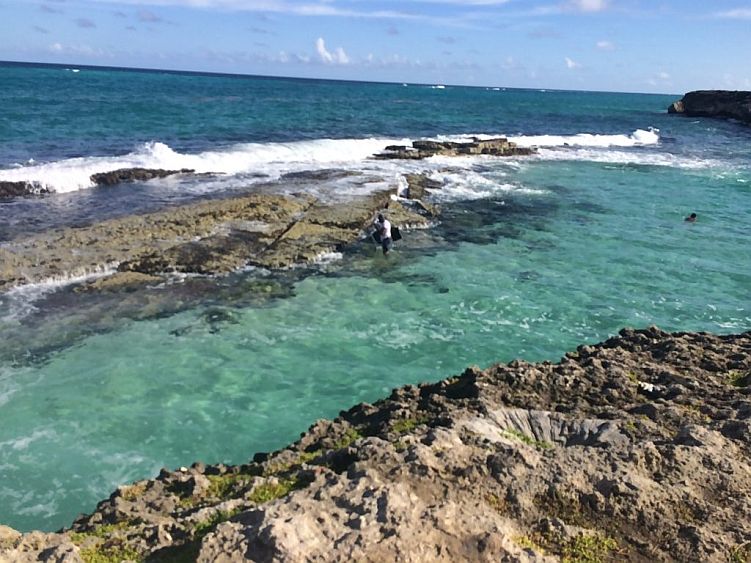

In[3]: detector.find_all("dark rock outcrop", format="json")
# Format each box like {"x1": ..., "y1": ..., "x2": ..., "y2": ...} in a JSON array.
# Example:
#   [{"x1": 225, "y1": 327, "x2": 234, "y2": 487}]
[
  {"x1": 2, "y1": 327, "x2": 750, "y2": 562},
  {"x1": 0, "y1": 181, "x2": 50, "y2": 199},
  {"x1": 90, "y1": 168, "x2": 195, "y2": 186},
  {"x1": 668, "y1": 90, "x2": 751, "y2": 125},
  {"x1": 374, "y1": 138, "x2": 536, "y2": 160}
]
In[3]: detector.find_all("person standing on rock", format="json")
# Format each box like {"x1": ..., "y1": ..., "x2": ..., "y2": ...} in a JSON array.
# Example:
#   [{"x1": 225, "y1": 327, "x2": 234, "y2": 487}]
[{"x1": 373, "y1": 213, "x2": 393, "y2": 255}]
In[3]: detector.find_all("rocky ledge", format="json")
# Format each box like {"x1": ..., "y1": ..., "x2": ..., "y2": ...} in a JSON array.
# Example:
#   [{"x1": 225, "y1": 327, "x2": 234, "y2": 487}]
[
  {"x1": 668, "y1": 90, "x2": 751, "y2": 125},
  {"x1": 374, "y1": 138, "x2": 535, "y2": 160},
  {"x1": 0, "y1": 173, "x2": 438, "y2": 293},
  {"x1": 2, "y1": 327, "x2": 749, "y2": 562}
]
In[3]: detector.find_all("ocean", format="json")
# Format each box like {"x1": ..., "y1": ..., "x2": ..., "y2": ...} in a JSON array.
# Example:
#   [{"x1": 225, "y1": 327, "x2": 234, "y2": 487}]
[{"x1": 0, "y1": 61, "x2": 749, "y2": 532}]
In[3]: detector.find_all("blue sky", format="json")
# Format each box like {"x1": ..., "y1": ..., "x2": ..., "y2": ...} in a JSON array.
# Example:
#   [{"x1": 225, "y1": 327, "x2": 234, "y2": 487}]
[{"x1": 1, "y1": 0, "x2": 750, "y2": 93}]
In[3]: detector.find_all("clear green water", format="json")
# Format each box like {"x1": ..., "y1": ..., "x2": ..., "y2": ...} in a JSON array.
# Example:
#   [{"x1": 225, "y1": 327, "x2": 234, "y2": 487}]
[
  {"x1": 1, "y1": 63, "x2": 750, "y2": 531},
  {"x1": 2, "y1": 156, "x2": 749, "y2": 531}
]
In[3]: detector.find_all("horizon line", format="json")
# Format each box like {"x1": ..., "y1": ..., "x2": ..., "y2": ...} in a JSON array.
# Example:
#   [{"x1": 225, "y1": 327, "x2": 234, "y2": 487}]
[{"x1": 0, "y1": 59, "x2": 679, "y2": 97}]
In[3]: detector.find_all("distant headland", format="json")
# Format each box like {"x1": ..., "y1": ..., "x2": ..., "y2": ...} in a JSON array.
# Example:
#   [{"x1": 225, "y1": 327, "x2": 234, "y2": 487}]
[{"x1": 668, "y1": 90, "x2": 751, "y2": 125}]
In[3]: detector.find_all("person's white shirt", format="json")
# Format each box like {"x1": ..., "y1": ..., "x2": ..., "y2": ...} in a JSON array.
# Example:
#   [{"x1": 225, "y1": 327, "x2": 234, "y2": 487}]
[{"x1": 380, "y1": 218, "x2": 392, "y2": 239}]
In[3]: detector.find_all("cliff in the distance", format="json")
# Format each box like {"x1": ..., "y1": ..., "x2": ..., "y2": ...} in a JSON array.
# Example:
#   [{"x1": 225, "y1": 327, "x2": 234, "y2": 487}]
[
  {"x1": 1, "y1": 327, "x2": 750, "y2": 562},
  {"x1": 668, "y1": 90, "x2": 751, "y2": 125}
]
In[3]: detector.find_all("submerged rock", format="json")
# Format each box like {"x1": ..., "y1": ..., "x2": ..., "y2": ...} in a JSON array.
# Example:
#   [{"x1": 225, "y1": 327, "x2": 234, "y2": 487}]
[
  {"x1": 2, "y1": 327, "x2": 750, "y2": 561},
  {"x1": 668, "y1": 90, "x2": 751, "y2": 125}
]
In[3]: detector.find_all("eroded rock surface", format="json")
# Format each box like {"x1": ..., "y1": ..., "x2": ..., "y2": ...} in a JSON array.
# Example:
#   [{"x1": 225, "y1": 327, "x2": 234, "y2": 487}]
[
  {"x1": 0, "y1": 187, "x2": 429, "y2": 292},
  {"x1": 2, "y1": 327, "x2": 750, "y2": 562}
]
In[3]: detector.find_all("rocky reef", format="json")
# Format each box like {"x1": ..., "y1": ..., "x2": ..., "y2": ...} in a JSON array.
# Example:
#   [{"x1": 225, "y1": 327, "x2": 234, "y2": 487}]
[
  {"x1": 0, "y1": 174, "x2": 436, "y2": 293},
  {"x1": 0, "y1": 181, "x2": 50, "y2": 199},
  {"x1": 1, "y1": 327, "x2": 749, "y2": 562},
  {"x1": 668, "y1": 90, "x2": 751, "y2": 125},
  {"x1": 90, "y1": 168, "x2": 195, "y2": 186},
  {"x1": 374, "y1": 138, "x2": 535, "y2": 160}
]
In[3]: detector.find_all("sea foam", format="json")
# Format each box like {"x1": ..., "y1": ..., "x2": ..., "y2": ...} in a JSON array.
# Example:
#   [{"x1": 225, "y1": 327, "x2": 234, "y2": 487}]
[
  {"x1": 0, "y1": 128, "x2": 724, "y2": 196},
  {"x1": 0, "y1": 137, "x2": 410, "y2": 194}
]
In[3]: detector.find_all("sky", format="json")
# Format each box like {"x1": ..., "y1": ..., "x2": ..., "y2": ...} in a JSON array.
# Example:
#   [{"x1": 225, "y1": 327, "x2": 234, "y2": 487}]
[{"x1": 1, "y1": 0, "x2": 750, "y2": 93}]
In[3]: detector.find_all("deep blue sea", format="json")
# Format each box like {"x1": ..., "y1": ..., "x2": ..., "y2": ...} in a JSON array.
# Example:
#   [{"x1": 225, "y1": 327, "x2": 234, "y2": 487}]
[{"x1": 1, "y1": 61, "x2": 750, "y2": 532}]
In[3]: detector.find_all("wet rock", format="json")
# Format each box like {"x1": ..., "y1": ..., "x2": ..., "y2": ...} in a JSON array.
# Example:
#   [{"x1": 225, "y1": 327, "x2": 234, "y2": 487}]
[
  {"x1": 90, "y1": 167, "x2": 195, "y2": 186},
  {"x1": 374, "y1": 138, "x2": 536, "y2": 160},
  {"x1": 0, "y1": 181, "x2": 50, "y2": 199}
]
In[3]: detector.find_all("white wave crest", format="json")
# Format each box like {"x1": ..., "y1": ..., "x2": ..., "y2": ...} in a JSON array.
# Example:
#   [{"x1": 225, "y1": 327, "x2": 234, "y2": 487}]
[
  {"x1": 435, "y1": 128, "x2": 660, "y2": 148},
  {"x1": 426, "y1": 169, "x2": 547, "y2": 202},
  {"x1": 0, "y1": 263, "x2": 118, "y2": 321},
  {"x1": 509, "y1": 127, "x2": 660, "y2": 148},
  {"x1": 0, "y1": 137, "x2": 409, "y2": 194}
]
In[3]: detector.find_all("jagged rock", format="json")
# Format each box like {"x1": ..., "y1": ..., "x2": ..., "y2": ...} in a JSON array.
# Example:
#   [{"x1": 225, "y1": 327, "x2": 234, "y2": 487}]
[
  {"x1": 90, "y1": 167, "x2": 195, "y2": 186},
  {"x1": 0, "y1": 181, "x2": 50, "y2": 199},
  {"x1": 667, "y1": 90, "x2": 751, "y2": 125},
  {"x1": 374, "y1": 138, "x2": 536, "y2": 160},
  {"x1": 3, "y1": 328, "x2": 750, "y2": 562}
]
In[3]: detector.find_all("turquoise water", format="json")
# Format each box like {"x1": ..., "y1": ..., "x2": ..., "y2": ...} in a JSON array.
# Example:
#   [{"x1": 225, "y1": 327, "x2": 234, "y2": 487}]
[{"x1": 0, "y1": 62, "x2": 750, "y2": 531}]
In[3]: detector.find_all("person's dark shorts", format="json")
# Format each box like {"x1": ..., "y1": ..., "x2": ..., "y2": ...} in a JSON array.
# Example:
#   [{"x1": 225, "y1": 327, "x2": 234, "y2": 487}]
[{"x1": 381, "y1": 237, "x2": 393, "y2": 252}]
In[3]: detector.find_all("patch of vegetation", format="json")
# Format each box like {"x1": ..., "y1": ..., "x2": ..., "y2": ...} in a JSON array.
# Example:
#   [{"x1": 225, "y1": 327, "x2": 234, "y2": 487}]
[
  {"x1": 120, "y1": 482, "x2": 147, "y2": 501},
  {"x1": 246, "y1": 477, "x2": 304, "y2": 504},
  {"x1": 193, "y1": 508, "x2": 241, "y2": 539},
  {"x1": 264, "y1": 449, "x2": 324, "y2": 476},
  {"x1": 626, "y1": 371, "x2": 639, "y2": 383},
  {"x1": 206, "y1": 472, "x2": 256, "y2": 500},
  {"x1": 69, "y1": 521, "x2": 134, "y2": 545},
  {"x1": 728, "y1": 370, "x2": 750, "y2": 388},
  {"x1": 391, "y1": 414, "x2": 429, "y2": 434},
  {"x1": 534, "y1": 491, "x2": 591, "y2": 528},
  {"x1": 561, "y1": 533, "x2": 618, "y2": 563},
  {"x1": 624, "y1": 420, "x2": 637, "y2": 433},
  {"x1": 502, "y1": 427, "x2": 553, "y2": 449},
  {"x1": 514, "y1": 535, "x2": 546, "y2": 554},
  {"x1": 730, "y1": 541, "x2": 751, "y2": 563},
  {"x1": 485, "y1": 493, "x2": 508, "y2": 514},
  {"x1": 680, "y1": 403, "x2": 712, "y2": 424},
  {"x1": 79, "y1": 543, "x2": 142, "y2": 563},
  {"x1": 297, "y1": 449, "x2": 324, "y2": 464},
  {"x1": 333, "y1": 427, "x2": 363, "y2": 450}
]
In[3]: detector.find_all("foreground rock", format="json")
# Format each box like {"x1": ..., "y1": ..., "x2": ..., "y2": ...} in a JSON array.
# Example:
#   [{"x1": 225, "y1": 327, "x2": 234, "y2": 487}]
[
  {"x1": 2, "y1": 327, "x2": 750, "y2": 562},
  {"x1": 374, "y1": 138, "x2": 535, "y2": 160},
  {"x1": 668, "y1": 90, "x2": 751, "y2": 125}
]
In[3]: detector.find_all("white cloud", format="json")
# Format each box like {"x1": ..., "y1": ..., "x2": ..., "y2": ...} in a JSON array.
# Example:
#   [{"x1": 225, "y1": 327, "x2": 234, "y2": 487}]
[
  {"x1": 714, "y1": 9, "x2": 751, "y2": 19},
  {"x1": 596, "y1": 40, "x2": 614, "y2": 50},
  {"x1": 565, "y1": 56, "x2": 581, "y2": 69},
  {"x1": 315, "y1": 37, "x2": 349, "y2": 64},
  {"x1": 47, "y1": 42, "x2": 112, "y2": 58},
  {"x1": 569, "y1": 0, "x2": 608, "y2": 12}
]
